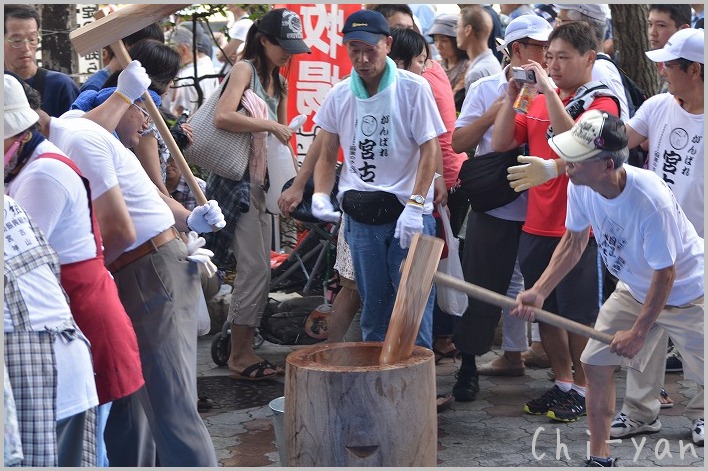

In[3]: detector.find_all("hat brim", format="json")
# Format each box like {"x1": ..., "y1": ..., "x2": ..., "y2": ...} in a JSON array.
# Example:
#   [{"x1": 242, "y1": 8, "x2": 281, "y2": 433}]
[
  {"x1": 343, "y1": 31, "x2": 386, "y2": 46},
  {"x1": 276, "y1": 38, "x2": 311, "y2": 54},
  {"x1": 645, "y1": 48, "x2": 679, "y2": 63},
  {"x1": 548, "y1": 132, "x2": 602, "y2": 163},
  {"x1": 427, "y1": 24, "x2": 456, "y2": 38},
  {"x1": 4, "y1": 108, "x2": 39, "y2": 138}
]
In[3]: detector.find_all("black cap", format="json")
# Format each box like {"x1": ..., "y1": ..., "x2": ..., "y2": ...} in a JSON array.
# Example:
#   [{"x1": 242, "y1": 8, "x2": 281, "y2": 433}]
[
  {"x1": 342, "y1": 10, "x2": 390, "y2": 46},
  {"x1": 258, "y1": 8, "x2": 311, "y2": 55}
]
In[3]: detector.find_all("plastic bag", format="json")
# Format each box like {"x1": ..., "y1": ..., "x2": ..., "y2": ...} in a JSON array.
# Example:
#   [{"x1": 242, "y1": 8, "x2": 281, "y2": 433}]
[
  {"x1": 435, "y1": 204, "x2": 468, "y2": 316},
  {"x1": 265, "y1": 114, "x2": 306, "y2": 214}
]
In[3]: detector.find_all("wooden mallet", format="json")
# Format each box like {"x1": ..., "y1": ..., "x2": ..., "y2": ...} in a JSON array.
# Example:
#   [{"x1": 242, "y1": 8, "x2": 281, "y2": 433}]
[
  {"x1": 70, "y1": 4, "x2": 221, "y2": 231},
  {"x1": 381, "y1": 234, "x2": 613, "y2": 364}
]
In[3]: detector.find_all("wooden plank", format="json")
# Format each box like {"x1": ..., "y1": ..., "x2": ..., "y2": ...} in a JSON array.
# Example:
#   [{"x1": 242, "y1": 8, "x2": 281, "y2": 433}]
[
  {"x1": 379, "y1": 234, "x2": 444, "y2": 365},
  {"x1": 433, "y1": 271, "x2": 614, "y2": 344},
  {"x1": 70, "y1": 4, "x2": 187, "y2": 56}
]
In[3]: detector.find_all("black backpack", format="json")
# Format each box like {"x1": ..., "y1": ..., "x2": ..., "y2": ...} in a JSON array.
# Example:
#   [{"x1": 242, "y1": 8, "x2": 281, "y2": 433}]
[{"x1": 595, "y1": 55, "x2": 649, "y2": 167}]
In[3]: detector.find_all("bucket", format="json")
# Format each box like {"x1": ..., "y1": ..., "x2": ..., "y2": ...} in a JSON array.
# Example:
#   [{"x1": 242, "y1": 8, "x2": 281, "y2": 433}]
[
  {"x1": 284, "y1": 341, "x2": 436, "y2": 466},
  {"x1": 269, "y1": 396, "x2": 287, "y2": 465}
]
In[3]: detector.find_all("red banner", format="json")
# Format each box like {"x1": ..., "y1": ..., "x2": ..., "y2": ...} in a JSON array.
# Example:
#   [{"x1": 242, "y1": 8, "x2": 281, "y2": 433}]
[{"x1": 276, "y1": 4, "x2": 361, "y2": 162}]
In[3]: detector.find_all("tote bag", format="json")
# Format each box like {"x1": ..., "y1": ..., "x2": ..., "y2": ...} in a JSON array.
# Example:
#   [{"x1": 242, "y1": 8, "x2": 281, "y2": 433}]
[
  {"x1": 435, "y1": 204, "x2": 468, "y2": 316},
  {"x1": 184, "y1": 67, "x2": 256, "y2": 181}
]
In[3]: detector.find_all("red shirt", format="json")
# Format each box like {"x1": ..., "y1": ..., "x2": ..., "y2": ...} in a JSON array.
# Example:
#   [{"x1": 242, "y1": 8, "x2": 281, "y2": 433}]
[
  {"x1": 423, "y1": 61, "x2": 467, "y2": 189},
  {"x1": 513, "y1": 90, "x2": 619, "y2": 237}
]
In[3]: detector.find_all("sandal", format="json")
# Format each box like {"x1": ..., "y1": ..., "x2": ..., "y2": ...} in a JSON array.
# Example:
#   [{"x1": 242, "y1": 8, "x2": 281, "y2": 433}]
[
  {"x1": 659, "y1": 388, "x2": 674, "y2": 409},
  {"x1": 230, "y1": 360, "x2": 283, "y2": 381},
  {"x1": 433, "y1": 336, "x2": 459, "y2": 365}
]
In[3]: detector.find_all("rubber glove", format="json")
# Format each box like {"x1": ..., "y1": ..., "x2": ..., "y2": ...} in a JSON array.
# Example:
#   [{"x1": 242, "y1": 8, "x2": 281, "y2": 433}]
[
  {"x1": 394, "y1": 203, "x2": 424, "y2": 249},
  {"x1": 116, "y1": 60, "x2": 150, "y2": 103},
  {"x1": 187, "y1": 200, "x2": 226, "y2": 233},
  {"x1": 311, "y1": 192, "x2": 341, "y2": 223},
  {"x1": 185, "y1": 231, "x2": 217, "y2": 277},
  {"x1": 507, "y1": 155, "x2": 558, "y2": 192}
]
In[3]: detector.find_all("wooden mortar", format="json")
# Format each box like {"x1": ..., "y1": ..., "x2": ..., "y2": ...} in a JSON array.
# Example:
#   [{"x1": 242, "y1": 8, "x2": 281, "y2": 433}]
[{"x1": 284, "y1": 341, "x2": 436, "y2": 466}]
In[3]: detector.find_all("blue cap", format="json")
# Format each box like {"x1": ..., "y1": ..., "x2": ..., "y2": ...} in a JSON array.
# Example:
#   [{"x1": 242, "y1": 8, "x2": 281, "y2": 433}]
[{"x1": 342, "y1": 10, "x2": 390, "y2": 46}]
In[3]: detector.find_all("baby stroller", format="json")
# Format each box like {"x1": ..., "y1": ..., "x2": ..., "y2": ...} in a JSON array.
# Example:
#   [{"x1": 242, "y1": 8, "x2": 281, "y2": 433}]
[{"x1": 210, "y1": 177, "x2": 340, "y2": 366}]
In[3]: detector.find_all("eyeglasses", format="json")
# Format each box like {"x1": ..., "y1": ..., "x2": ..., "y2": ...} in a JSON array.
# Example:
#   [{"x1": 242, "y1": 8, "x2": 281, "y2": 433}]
[
  {"x1": 519, "y1": 41, "x2": 548, "y2": 51},
  {"x1": 131, "y1": 102, "x2": 153, "y2": 125},
  {"x1": 4, "y1": 36, "x2": 41, "y2": 48}
]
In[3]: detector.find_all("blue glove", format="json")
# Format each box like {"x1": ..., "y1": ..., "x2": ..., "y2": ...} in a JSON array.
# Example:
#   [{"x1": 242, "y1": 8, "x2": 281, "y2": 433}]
[
  {"x1": 187, "y1": 200, "x2": 226, "y2": 233},
  {"x1": 311, "y1": 192, "x2": 341, "y2": 223},
  {"x1": 394, "y1": 203, "x2": 424, "y2": 249}
]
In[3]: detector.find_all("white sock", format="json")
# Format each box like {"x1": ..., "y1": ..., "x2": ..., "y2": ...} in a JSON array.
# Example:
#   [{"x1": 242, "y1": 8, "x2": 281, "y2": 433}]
[
  {"x1": 555, "y1": 380, "x2": 572, "y2": 392},
  {"x1": 571, "y1": 384, "x2": 587, "y2": 397}
]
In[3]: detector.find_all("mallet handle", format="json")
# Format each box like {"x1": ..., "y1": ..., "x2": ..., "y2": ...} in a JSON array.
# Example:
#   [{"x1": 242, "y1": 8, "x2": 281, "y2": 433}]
[
  {"x1": 433, "y1": 271, "x2": 614, "y2": 344},
  {"x1": 111, "y1": 40, "x2": 221, "y2": 232}
]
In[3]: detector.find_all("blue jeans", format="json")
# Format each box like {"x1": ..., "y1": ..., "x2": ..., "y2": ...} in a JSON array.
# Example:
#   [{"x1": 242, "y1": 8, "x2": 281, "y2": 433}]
[{"x1": 345, "y1": 213, "x2": 436, "y2": 349}]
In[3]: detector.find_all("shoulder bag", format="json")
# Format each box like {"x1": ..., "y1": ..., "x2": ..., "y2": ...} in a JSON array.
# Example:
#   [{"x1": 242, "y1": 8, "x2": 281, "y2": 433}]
[
  {"x1": 184, "y1": 64, "x2": 256, "y2": 181},
  {"x1": 457, "y1": 147, "x2": 524, "y2": 213}
]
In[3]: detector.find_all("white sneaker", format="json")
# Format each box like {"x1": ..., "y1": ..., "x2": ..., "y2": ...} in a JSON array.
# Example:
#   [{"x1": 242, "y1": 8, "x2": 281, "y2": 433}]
[
  {"x1": 692, "y1": 418, "x2": 704, "y2": 446},
  {"x1": 610, "y1": 412, "x2": 661, "y2": 438}
]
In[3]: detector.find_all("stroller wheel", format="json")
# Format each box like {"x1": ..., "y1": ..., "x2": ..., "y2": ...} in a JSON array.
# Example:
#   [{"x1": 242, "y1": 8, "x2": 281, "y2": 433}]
[{"x1": 211, "y1": 333, "x2": 231, "y2": 366}]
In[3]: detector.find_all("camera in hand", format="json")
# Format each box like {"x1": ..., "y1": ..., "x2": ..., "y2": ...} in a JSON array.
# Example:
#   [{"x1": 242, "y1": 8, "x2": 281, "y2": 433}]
[
  {"x1": 512, "y1": 66, "x2": 536, "y2": 84},
  {"x1": 171, "y1": 110, "x2": 190, "y2": 151}
]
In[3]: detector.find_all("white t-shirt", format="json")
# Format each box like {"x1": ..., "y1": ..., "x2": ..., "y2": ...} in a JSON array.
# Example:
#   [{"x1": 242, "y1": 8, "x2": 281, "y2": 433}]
[
  {"x1": 164, "y1": 56, "x2": 219, "y2": 116},
  {"x1": 456, "y1": 67, "x2": 527, "y2": 221},
  {"x1": 6, "y1": 140, "x2": 95, "y2": 264},
  {"x1": 3, "y1": 196, "x2": 98, "y2": 420},
  {"x1": 593, "y1": 54, "x2": 630, "y2": 122},
  {"x1": 464, "y1": 49, "x2": 502, "y2": 91},
  {"x1": 228, "y1": 14, "x2": 253, "y2": 42},
  {"x1": 314, "y1": 69, "x2": 446, "y2": 213},
  {"x1": 627, "y1": 93, "x2": 704, "y2": 237},
  {"x1": 566, "y1": 166, "x2": 703, "y2": 306},
  {"x1": 50, "y1": 113, "x2": 176, "y2": 248}
]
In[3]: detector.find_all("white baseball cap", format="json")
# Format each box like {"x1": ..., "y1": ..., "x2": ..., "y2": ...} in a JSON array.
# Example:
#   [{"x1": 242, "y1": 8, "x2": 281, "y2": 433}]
[
  {"x1": 555, "y1": 4, "x2": 607, "y2": 22},
  {"x1": 497, "y1": 14, "x2": 553, "y2": 51},
  {"x1": 548, "y1": 110, "x2": 628, "y2": 162},
  {"x1": 4, "y1": 74, "x2": 39, "y2": 138},
  {"x1": 645, "y1": 28, "x2": 704, "y2": 64}
]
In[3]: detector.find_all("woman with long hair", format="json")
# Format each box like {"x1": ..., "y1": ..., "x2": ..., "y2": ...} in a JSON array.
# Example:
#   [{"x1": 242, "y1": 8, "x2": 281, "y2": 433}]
[{"x1": 213, "y1": 8, "x2": 310, "y2": 380}]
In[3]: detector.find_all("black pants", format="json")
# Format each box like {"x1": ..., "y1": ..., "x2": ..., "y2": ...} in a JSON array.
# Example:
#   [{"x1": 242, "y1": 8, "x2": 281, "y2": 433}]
[{"x1": 453, "y1": 211, "x2": 523, "y2": 355}]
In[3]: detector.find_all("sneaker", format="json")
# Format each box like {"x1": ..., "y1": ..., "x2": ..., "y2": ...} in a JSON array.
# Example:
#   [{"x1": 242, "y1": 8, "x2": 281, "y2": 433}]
[
  {"x1": 692, "y1": 418, "x2": 704, "y2": 446},
  {"x1": 547, "y1": 389, "x2": 586, "y2": 422},
  {"x1": 665, "y1": 347, "x2": 683, "y2": 372},
  {"x1": 610, "y1": 412, "x2": 661, "y2": 438},
  {"x1": 585, "y1": 457, "x2": 618, "y2": 467},
  {"x1": 452, "y1": 370, "x2": 480, "y2": 402},
  {"x1": 524, "y1": 385, "x2": 569, "y2": 415}
]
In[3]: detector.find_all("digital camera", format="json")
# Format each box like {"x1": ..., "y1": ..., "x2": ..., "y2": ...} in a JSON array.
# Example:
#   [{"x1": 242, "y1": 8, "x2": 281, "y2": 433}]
[{"x1": 512, "y1": 66, "x2": 536, "y2": 84}]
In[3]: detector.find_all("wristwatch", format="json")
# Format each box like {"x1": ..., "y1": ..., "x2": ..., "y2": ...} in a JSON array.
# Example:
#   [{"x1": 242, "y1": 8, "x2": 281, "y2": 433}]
[{"x1": 408, "y1": 194, "x2": 425, "y2": 206}]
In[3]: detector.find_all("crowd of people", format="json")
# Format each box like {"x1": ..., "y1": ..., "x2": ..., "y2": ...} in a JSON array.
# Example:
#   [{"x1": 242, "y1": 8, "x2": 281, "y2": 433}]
[{"x1": 4, "y1": 3, "x2": 704, "y2": 468}]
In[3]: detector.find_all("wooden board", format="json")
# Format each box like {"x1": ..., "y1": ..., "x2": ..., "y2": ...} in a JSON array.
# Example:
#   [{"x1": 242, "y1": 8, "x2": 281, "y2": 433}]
[
  {"x1": 379, "y1": 234, "x2": 444, "y2": 364},
  {"x1": 69, "y1": 4, "x2": 187, "y2": 56}
]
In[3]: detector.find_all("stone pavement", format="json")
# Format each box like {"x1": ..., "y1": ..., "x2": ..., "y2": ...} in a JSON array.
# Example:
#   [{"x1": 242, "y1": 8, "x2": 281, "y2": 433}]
[{"x1": 197, "y1": 329, "x2": 704, "y2": 467}]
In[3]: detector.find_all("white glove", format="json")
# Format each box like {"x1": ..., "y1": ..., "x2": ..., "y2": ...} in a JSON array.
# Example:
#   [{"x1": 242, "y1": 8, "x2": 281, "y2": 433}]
[
  {"x1": 185, "y1": 231, "x2": 217, "y2": 277},
  {"x1": 187, "y1": 200, "x2": 226, "y2": 233},
  {"x1": 394, "y1": 203, "x2": 424, "y2": 249},
  {"x1": 116, "y1": 60, "x2": 150, "y2": 102},
  {"x1": 311, "y1": 192, "x2": 341, "y2": 223},
  {"x1": 507, "y1": 155, "x2": 559, "y2": 192}
]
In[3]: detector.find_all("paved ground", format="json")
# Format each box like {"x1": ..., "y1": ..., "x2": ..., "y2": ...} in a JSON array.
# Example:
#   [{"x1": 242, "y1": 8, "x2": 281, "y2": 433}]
[{"x1": 196, "y1": 322, "x2": 704, "y2": 467}]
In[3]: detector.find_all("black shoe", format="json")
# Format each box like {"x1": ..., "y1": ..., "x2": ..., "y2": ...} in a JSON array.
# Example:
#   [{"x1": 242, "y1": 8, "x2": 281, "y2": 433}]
[
  {"x1": 453, "y1": 370, "x2": 480, "y2": 402},
  {"x1": 524, "y1": 385, "x2": 568, "y2": 415},
  {"x1": 198, "y1": 395, "x2": 214, "y2": 412},
  {"x1": 585, "y1": 457, "x2": 618, "y2": 467},
  {"x1": 547, "y1": 389, "x2": 586, "y2": 422}
]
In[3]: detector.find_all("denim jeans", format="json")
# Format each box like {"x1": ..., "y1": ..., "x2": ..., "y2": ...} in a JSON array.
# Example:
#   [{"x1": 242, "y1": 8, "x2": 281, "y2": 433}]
[{"x1": 344, "y1": 213, "x2": 436, "y2": 349}]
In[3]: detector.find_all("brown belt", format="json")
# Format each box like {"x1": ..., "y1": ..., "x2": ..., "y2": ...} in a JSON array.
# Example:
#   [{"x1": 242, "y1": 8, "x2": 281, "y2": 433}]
[{"x1": 107, "y1": 227, "x2": 179, "y2": 274}]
